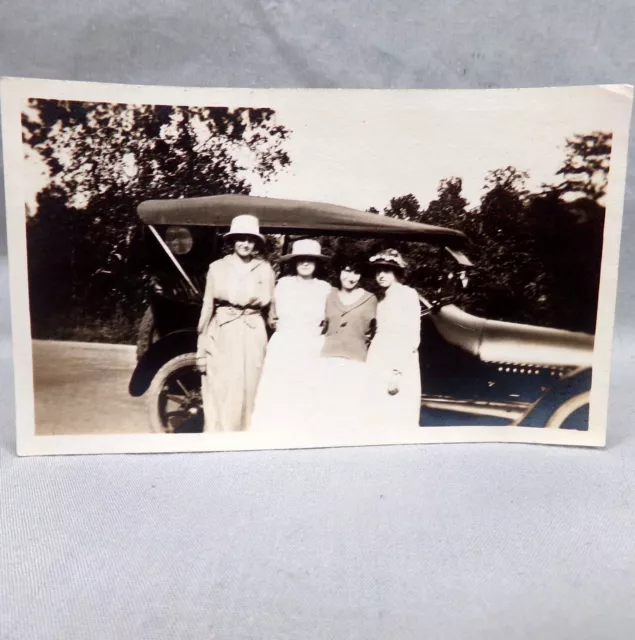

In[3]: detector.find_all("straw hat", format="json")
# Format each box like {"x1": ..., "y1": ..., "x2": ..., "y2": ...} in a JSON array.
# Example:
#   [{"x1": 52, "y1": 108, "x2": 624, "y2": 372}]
[
  {"x1": 368, "y1": 249, "x2": 407, "y2": 271},
  {"x1": 280, "y1": 239, "x2": 328, "y2": 262},
  {"x1": 224, "y1": 214, "x2": 265, "y2": 243}
]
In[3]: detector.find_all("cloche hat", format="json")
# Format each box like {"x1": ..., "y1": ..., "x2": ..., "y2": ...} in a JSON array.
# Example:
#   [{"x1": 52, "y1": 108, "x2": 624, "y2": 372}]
[
  {"x1": 280, "y1": 238, "x2": 328, "y2": 262},
  {"x1": 224, "y1": 214, "x2": 265, "y2": 243},
  {"x1": 368, "y1": 248, "x2": 407, "y2": 271}
]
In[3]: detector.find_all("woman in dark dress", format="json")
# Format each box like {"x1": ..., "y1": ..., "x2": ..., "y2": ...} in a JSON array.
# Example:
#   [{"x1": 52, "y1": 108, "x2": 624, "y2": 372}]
[{"x1": 317, "y1": 254, "x2": 377, "y2": 432}]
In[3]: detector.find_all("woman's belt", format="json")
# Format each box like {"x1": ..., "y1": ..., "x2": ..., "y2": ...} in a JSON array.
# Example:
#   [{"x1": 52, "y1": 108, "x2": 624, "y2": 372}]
[
  {"x1": 215, "y1": 299, "x2": 263, "y2": 313},
  {"x1": 214, "y1": 299, "x2": 264, "y2": 327}
]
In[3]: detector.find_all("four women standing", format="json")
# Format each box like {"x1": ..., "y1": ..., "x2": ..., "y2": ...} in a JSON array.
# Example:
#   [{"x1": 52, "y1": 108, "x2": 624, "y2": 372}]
[{"x1": 198, "y1": 215, "x2": 422, "y2": 433}]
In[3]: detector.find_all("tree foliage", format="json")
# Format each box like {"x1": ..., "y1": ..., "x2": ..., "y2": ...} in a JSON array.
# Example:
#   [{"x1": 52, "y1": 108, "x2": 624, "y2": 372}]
[
  {"x1": 547, "y1": 131, "x2": 612, "y2": 201},
  {"x1": 25, "y1": 108, "x2": 611, "y2": 342},
  {"x1": 373, "y1": 132, "x2": 613, "y2": 333},
  {"x1": 382, "y1": 194, "x2": 424, "y2": 222},
  {"x1": 425, "y1": 177, "x2": 469, "y2": 229},
  {"x1": 24, "y1": 99, "x2": 291, "y2": 342}
]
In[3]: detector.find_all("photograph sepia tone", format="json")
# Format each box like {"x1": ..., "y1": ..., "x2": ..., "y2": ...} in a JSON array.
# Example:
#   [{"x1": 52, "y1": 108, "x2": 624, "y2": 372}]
[{"x1": 1, "y1": 78, "x2": 632, "y2": 455}]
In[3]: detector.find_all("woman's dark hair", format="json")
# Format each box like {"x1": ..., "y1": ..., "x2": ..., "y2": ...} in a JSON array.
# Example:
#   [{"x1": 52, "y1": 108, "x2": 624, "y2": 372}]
[
  {"x1": 372, "y1": 264, "x2": 404, "y2": 282},
  {"x1": 368, "y1": 264, "x2": 404, "y2": 300},
  {"x1": 332, "y1": 251, "x2": 366, "y2": 276},
  {"x1": 330, "y1": 251, "x2": 369, "y2": 289}
]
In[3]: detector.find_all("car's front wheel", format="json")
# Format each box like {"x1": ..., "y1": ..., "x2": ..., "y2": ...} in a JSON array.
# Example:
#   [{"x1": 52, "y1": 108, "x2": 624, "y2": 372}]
[
  {"x1": 147, "y1": 353, "x2": 204, "y2": 433},
  {"x1": 545, "y1": 391, "x2": 590, "y2": 429}
]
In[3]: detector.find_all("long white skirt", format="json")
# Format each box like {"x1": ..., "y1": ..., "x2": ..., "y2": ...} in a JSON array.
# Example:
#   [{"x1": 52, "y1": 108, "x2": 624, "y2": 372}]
[
  {"x1": 366, "y1": 343, "x2": 421, "y2": 429},
  {"x1": 313, "y1": 357, "x2": 373, "y2": 437},
  {"x1": 250, "y1": 329, "x2": 325, "y2": 435}
]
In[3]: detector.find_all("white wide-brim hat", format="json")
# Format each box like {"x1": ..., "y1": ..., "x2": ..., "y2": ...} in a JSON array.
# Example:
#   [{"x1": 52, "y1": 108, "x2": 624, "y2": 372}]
[
  {"x1": 280, "y1": 238, "x2": 328, "y2": 262},
  {"x1": 224, "y1": 214, "x2": 266, "y2": 243}
]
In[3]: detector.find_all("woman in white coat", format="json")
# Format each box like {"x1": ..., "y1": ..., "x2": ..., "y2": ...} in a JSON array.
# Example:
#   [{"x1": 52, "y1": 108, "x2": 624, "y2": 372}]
[{"x1": 366, "y1": 249, "x2": 422, "y2": 428}]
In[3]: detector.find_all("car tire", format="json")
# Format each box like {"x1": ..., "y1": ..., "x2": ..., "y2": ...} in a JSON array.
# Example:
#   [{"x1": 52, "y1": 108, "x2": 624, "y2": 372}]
[
  {"x1": 136, "y1": 306, "x2": 159, "y2": 360},
  {"x1": 147, "y1": 352, "x2": 204, "y2": 433},
  {"x1": 545, "y1": 391, "x2": 590, "y2": 429}
]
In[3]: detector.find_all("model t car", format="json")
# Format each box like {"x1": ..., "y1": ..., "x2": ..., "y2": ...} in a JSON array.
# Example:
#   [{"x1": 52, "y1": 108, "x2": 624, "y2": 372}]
[{"x1": 128, "y1": 194, "x2": 594, "y2": 433}]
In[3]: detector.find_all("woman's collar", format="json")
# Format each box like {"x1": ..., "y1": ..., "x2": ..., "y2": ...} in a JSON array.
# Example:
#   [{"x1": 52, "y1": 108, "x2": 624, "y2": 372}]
[
  {"x1": 384, "y1": 281, "x2": 403, "y2": 296},
  {"x1": 227, "y1": 253, "x2": 263, "y2": 271},
  {"x1": 334, "y1": 287, "x2": 373, "y2": 310}
]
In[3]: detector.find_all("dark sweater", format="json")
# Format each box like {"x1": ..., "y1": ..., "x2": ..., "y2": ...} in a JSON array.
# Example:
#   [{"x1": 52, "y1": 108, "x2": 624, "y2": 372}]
[{"x1": 321, "y1": 288, "x2": 378, "y2": 362}]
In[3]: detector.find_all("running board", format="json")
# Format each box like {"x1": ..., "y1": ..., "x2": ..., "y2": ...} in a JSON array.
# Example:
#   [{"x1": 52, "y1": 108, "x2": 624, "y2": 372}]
[{"x1": 420, "y1": 396, "x2": 529, "y2": 420}]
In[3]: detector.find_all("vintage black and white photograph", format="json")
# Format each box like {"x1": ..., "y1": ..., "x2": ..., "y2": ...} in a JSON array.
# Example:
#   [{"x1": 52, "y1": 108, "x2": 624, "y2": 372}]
[{"x1": 1, "y1": 78, "x2": 631, "y2": 455}]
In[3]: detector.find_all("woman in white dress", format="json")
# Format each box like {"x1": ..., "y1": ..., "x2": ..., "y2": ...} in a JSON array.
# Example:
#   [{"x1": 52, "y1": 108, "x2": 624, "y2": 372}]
[
  {"x1": 366, "y1": 249, "x2": 422, "y2": 428},
  {"x1": 196, "y1": 214, "x2": 275, "y2": 431},
  {"x1": 251, "y1": 239, "x2": 332, "y2": 432}
]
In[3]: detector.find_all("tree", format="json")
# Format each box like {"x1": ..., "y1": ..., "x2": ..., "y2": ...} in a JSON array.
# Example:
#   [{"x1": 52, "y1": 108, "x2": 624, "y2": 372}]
[
  {"x1": 524, "y1": 193, "x2": 605, "y2": 332},
  {"x1": 373, "y1": 133, "x2": 611, "y2": 333},
  {"x1": 23, "y1": 99, "x2": 291, "y2": 342},
  {"x1": 380, "y1": 168, "x2": 546, "y2": 322},
  {"x1": 23, "y1": 101, "x2": 290, "y2": 203},
  {"x1": 457, "y1": 166, "x2": 542, "y2": 321},
  {"x1": 546, "y1": 131, "x2": 613, "y2": 202},
  {"x1": 424, "y1": 177, "x2": 469, "y2": 229},
  {"x1": 528, "y1": 131, "x2": 612, "y2": 332},
  {"x1": 383, "y1": 194, "x2": 423, "y2": 221}
]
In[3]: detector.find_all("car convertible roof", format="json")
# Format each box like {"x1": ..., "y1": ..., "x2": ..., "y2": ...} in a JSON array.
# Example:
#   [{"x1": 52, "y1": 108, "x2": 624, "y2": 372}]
[{"x1": 138, "y1": 194, "x2": 468, "y2": 248}]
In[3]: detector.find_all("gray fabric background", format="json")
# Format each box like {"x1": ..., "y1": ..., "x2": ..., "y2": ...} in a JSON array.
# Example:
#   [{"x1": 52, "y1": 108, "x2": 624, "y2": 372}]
[{"x1": 1, "y1": 1, "x2": 634, "y2": 638}]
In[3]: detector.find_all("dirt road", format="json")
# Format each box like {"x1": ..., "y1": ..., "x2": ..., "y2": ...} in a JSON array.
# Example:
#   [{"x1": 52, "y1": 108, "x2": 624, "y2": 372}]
[
  {"x1": 31, "y1": 340, "x2": 505, "y2": 435},
  {"x1": 33, "y1": 340, "x2": 149, "y2": 435}
]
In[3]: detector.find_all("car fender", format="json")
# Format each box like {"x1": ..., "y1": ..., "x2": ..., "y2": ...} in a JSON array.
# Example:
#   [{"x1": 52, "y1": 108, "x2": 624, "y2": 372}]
[
  {"x1": 128, "y1": 329, "x2": 198, "y2": 397},
  {"x1": 514, "y1": 367, "x2": 592, "y2": 429}
]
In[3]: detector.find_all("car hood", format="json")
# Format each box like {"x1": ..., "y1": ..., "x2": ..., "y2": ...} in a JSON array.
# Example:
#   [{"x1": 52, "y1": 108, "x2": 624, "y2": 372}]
[{"x1": 430, "y1": 305, "x2": 594, "y2": 368}]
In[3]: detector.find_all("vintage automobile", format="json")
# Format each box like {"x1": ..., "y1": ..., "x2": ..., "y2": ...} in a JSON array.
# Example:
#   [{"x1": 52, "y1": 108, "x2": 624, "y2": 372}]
[{"x1": 128, "y1": 194, "x2": 594, "y2": 433}]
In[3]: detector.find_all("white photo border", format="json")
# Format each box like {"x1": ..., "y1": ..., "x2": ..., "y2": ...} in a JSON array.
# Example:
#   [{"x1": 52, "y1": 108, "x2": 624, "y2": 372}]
[{"x1": 1, "y1": 77, "x2": 632, "y2": 456}]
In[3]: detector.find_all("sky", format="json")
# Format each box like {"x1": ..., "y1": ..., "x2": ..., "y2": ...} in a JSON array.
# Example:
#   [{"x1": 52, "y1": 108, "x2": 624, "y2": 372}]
[
  {"x1": 247, "y1": 87, "x2": 622, "y2": 212},
  {"x1": 22, "y1": 86, "x2": 625, "y2": 214}
]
